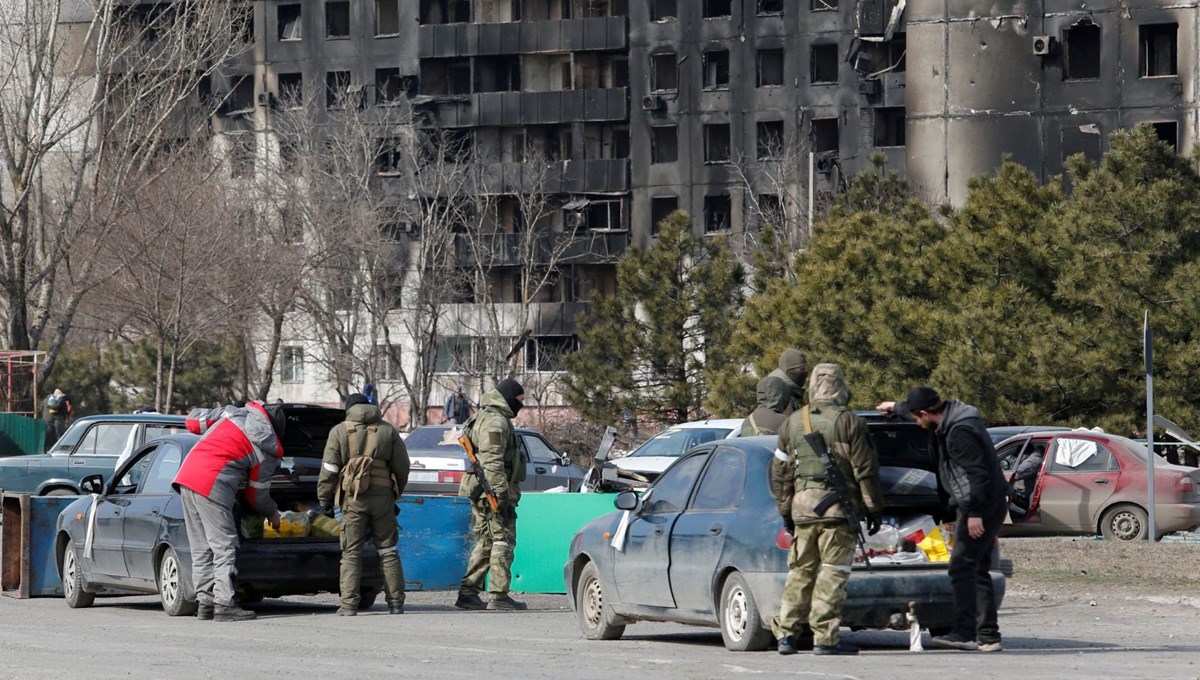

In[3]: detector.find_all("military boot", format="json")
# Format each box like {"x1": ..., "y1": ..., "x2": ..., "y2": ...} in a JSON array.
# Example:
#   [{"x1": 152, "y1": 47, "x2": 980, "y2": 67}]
[
  {"x1": 196, "y1": 603, "x2": 214, "y2": 621},
  {"x1": 337, "y1": 606, "x2": 358, "y2": 616},
  {"x1": 486, "y1": 595, "x2": 527, "y2": 611},
  {"x1": 214, "y1": 604, "x2": 256, "y2": 622},
  {"x1": 454, "y1": 592, "x2": 487, "y2": 610}
]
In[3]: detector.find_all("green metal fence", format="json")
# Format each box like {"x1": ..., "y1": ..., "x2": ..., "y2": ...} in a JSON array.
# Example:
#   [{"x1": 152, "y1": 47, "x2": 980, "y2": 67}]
[{"x1": 0, "y1": 414, "x2": 46, "y2": 457}]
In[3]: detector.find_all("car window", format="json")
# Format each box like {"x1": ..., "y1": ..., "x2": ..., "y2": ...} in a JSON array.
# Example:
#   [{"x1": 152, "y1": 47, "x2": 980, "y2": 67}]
[
  {"x1": 75, "y1": 423, "x2": 138, "y2": 457},
  {"x1": 140, "y1": 443, "x2": 183, "y2": 495},
  {"x1": 870, "y1": 424, "x2": 933, "y2": 470},
  {"x1": 522, "y1": 434, "x2": 560, "y2": 464},
  {"x1": 995, "y1": 439, "x2": 1027, "y2": 471},
  {"x1": 115, "y1": 445, "x2": 158, "y2": 492},
  {"x1": 642, "y1": 451, "x2": 710, "y2": 514},
  {"x1": 144, "y1": 424, "x2": 186, "y2": 443},
  {"x1": 690, "y1": 448, "x2": 745, "y2": 511},
  {"x1": 630, "y1": 428, "x2": 731, "y2": 458},
  {"x1": 1049, "y1": 438, "x2": 1118, "y2": 472},
  {"x1": 50, "y1": 419, "x2": 90, "y2": 452},
  {"x1": 404, "y1": 427, "x2": 467, "y2": 457}
]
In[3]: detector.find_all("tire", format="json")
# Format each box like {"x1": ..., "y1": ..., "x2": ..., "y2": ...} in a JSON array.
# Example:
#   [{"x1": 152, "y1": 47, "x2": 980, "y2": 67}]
[
  {"x1": 45, "y1": 488, "x2": 76, "y2": 497},
  {"x1": 239, "y1": 590, "x2": 265, "y2": 604},
  {"x1": 1100, "y1": 505, "x2": 1149, "y2": 542},
  {"x1": 718, "y1": 572, "x2": 773, "y2": 652},
  {"x1": 576, "y1": 561, "x2": 625, "y2": 640},
  {"x1": 358, "y1": 588, "x2": 379, "y2": 611},
  {"x1": 62, "y1": 543, "x2": 95, "y2": 609},
  {"x1": 158, "y1": 548, "x2": 198, "y2": 617}
]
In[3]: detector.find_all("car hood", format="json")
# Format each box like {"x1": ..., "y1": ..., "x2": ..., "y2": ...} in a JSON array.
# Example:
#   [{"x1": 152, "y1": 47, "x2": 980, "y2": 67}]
[{"x1": 610, "y1": 456, "x2": 676, "y2": 474}]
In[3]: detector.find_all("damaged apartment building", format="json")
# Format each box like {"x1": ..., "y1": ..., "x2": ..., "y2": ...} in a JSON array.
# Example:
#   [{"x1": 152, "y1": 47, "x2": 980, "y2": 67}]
[{"x1": 167, "y1": 0, "x2": 1198, "y2": 405}]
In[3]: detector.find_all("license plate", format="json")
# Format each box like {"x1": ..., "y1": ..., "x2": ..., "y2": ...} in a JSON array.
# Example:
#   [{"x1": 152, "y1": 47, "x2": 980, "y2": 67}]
[{"x1": 410, "y1": 471, "x2": 439, "y2": 482}]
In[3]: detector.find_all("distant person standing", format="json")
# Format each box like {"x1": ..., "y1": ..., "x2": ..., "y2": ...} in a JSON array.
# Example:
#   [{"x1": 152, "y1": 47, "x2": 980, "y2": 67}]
[
  {"x1": 768, "y1": 349, "x2": 809, "y2": 412},
  {"x1": 43, "y1": 388, "x2": 74, "y2": 449},
  {"x1": 444, "y1": 387, "x2": 472, "y2": 425}
]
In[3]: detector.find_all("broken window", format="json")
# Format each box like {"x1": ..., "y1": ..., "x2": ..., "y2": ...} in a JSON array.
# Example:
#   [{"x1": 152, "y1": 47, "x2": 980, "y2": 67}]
[
  {"x1": 1139, "y1": 24, "x2": 1177, "y2": 77},
  {"x1": 812, "y1": 43, "x2": 839, "y2": 84},
  {"x1": 857, "y1": 39, "x2": 905, "y2": 75},
  {"x1": 651, "y1": 125, "x2": 678, "y2": 164},
  {"x1": 1151, "y1": 121, "x2": 1178, "y2": 151},
  {"x1": 651, "y1": 196, "x2": 678, "y2": 234},
  {"x1": 758, "y1": 0, "x2": 783, "y2": 14},
  {"x1": 278, "y1": 3, "x2": 302, "y2": 41},
  {"x1": 1060, "y1": 123, "x2": 1102, "y2": 163},
  {"x1": 651, "y1": 0, "x2": 676, "y2": 20},
  {"x1": 277, "y1": 72, "x2": 303, "y2": 107},
  {"x1": 703, "y1": 49, "x2": 730, "y2": 90},
  {"x1": 651, "y1": 53, "x2": 677, "y2": 92},
  {"x1": 757, "y1": 48, "x2": 784, "y2": 86},
  {"x1": 225, "y1": 75, "x2": 255, "y2": 114},
  {"x1": 376, "y1": 138, "x2": 404, "y2": 175},
  {"x1": 704, "y1": 194, "x2": 732, "y2": 232},
  {"x1": 325, "y1": 2, "x2": 350, "y2": 39},
  {"x1": 812, "y1": 117, "x2": 839, "y2": 153},
  {"x1": 704, "y1": 0, "x2": 731, "y2": 18},
  {"x1": 756, "y1": 194, "x2": 783, "y2": 228},
  {"x1": 757, "y1": 120, "x2": 784, "y2": 160},
  {"x1": 873, "y1": 107, "x2": 905, "y2": 147},
  {"x1": 421, "y1": 0, "x2": 472, "y2": 24},
  {"x1": 376, "y1": 0, "x2": 400, "y2": 35},
  {"x1": 812, "y1": 0, "x2": 837, "y2": 10},
  {"x1": 475, "y1": 55, "x2": 521, "y2": 92},
  {"x1": 525, "y1": 336, "x2": 577, "y2": 373},
  {"x1": 612, "y1": 127, "x2": 630, "y2": 159},
  {"x1": 233, "y1": 4, "x2": 254, "y2": 44},
  {"x1": 325, "y1": 70, "x2": 351, "y2": 108},
  {"x1": 1063, "y1": 21, "x2": 1100, "y2": 80},
  {"x1": 704, "y1": 123, "x2": 731, "y2": 163},
  {"x1": 420, "y1": 58, "x2": 472, "y2": 95},
  {"x1": 376, "y1": 68, "x2": 403, "y2": 104},
  {"x1": 587, "y1": 199, "x2": 623, "y2": 230}
]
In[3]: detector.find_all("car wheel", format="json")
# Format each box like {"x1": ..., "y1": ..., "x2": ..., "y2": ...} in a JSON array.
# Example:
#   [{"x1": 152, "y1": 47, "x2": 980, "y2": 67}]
[
  {"x1": 719, "y1": 572, "x2": 773, "y2": 652},
  {"x1": 1101, "y1": 505, "x2": 1148, "y2": 542},
  {"x1": 62, "y1": 543, "x2": 95, "y2": 609},
  {"x1": 158, "y1": 548, "x2": 198, "y2": 616},
  {"x1": 576, "y1": 561, "x2": 625, "y2": 640},
  {"x1": 358, "y1": 588, "x2": 379, "y2": 611},
  {"x1": 45, "y1": 488, "x2": 75, "y2": 497}
]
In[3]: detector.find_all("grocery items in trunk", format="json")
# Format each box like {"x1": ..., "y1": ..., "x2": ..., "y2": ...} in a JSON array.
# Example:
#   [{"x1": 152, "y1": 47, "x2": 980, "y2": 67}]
[
  {"x1": 854, "y1": 513, "x2": 955, "y2": 564},
  {"x1": 263, "y1": 510, "x2": 311, "y2": 538}
]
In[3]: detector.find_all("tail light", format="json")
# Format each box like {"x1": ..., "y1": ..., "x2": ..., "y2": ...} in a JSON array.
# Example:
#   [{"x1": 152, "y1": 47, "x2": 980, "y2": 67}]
[
  {"x1": 439, "y1": 471, "x2": 463, "y2": 484},
  {"x1": 1176, "y1": 476, "x2": 1194, "y2": 494}
]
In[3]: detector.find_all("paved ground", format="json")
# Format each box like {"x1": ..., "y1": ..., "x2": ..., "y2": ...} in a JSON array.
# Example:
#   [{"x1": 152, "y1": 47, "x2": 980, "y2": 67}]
[{"x1": 2, "y1": 586, "x2": 1199, "y2": 680}]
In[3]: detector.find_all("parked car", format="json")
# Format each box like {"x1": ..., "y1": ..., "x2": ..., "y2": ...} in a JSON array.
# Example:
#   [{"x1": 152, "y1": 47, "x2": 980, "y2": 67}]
[
  {"x1": 566, "y1": 415, "x2": 1006, "y2": 651},
  {"x1": 987, "y1": 425, "x2": 1072, "y2": 446},
  {"x1": 402, "y1": 425, "x2": 587, "y2": 495},
  {"x1": 995, "y1": 430, "x2": 1200, "y2": 540},
  {"x1": 55, "y1": 404, "x2": 384, "y2": 614},
  {"x1": 608, "y1": 419, "x2": 744, "y2": 483},
  {"x1": 0, "y1": 414, "x2": 188, "y2": 496}
]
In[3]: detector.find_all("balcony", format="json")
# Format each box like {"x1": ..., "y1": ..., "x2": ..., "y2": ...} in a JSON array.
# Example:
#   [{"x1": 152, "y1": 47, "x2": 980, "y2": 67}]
[
  {"x1": 419, "y1": 17, "x2": 628, "y2": 58},
  {"x1": 441, "y1": 302, "x2": 590, "y2": 336},
  {"x1": 417, "y1": 87, "x2": 628, "y2": 127},
  {"x1": 454, "y1": 231, "x2": 628, "y2": 267},
  {"x1": 476, "y1": 159, "x2": 629, "y2": 194}
]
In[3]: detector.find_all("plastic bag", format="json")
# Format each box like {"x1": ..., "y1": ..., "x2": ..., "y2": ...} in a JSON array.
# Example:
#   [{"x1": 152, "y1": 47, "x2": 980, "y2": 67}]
[
  {"x1": 309, "y1": 512, "x2": 342, "y2": 538},
  {"x1": 896, "y1": 514, "x2": 937, "y2": 545},
  {"x1": 263, "y1": 510, "x2": 311, "y2": 538},
  {"x1": 864, "y1": 525, "x2": 901, "y2": 556},
  {"x1": 917, "y1": 525, "x2": 951, "y2": 562}
]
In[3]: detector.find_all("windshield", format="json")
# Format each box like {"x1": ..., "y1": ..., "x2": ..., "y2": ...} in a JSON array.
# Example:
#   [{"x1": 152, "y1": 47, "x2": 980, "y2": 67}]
[
  {"x1": 629, "y1": 427, "x2": 731, "y2": 458},
  {"x1": 404, "y1": 427, "x2": 467, "y2": 457}
]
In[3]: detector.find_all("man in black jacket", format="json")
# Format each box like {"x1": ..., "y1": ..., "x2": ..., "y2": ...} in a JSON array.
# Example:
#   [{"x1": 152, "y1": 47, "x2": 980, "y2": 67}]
[{"x1": 878, "y1": 387, "x2": 1006, "y2": 653}]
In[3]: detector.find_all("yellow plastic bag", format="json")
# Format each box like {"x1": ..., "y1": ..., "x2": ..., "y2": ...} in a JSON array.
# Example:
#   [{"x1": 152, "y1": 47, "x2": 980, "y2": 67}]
[
  {"x1": 310, "y1": 513, "x2": 342, "y2": 538},
  {"x1": 263, "y1": 510, "x2": 311, "y2": 538},
  {"x1": 917, "y1": 526, "x2": 951, "y2": 562}
]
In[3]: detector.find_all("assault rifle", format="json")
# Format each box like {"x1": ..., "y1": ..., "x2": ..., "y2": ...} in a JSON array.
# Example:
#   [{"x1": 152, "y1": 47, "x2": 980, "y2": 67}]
[
  {"x1": 802, "y1": 431, "x2": 871, "y2": 568},
  {"x1": 458, "y1": 432, "x2": 501, "y2": 514}
]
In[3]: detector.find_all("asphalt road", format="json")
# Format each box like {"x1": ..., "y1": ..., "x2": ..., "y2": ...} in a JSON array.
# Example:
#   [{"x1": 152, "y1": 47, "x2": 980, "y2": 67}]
[{"x1": 2, "y1": 589, "x2": 1198, "y2": 680}]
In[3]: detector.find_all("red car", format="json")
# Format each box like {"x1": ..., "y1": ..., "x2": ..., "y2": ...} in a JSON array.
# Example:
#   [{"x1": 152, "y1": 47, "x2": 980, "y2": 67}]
[{"x1": 996, "y1": 430, "x2": 1200, "y2": 541}]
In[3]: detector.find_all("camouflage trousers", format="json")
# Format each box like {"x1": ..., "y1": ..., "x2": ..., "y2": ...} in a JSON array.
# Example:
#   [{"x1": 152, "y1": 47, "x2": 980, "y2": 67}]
[
  {"x1": 339, "y1": 492, "x2": 405, "y2": 609},
  {"x1": 771, "y1": 521, "x2": 856, "y2": 646},
  {"x1": 459, "y1": 503, "x2": 517, "y2": 596}
]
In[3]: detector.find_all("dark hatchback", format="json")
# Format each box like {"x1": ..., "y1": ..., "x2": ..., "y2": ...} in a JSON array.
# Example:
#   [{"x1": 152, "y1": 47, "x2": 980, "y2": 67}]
[
  {"x1": 55, "y1": 405, "x2": 383, "y2": 615},
  {"x1": 565, "y1": 414, "x2": 1007, "y2": 651}
]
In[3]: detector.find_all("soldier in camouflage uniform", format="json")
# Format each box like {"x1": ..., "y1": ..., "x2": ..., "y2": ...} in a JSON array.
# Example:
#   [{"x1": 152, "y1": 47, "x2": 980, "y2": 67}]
[
  {"x1": 740, "y1": 375, "x2": 793, "y2": 437},
  {"x1": 318, "y1": 394, "x2": 410, "y2": 616},
  {"x1": 454, "y1": 378, "x2": 528, "y2": 611},
  {"x1": 771, "y1": 364, "x2": 883, "y2": 656},
  {"x1": 767, "y1": 348, "x2": 808, "y2": 412}
]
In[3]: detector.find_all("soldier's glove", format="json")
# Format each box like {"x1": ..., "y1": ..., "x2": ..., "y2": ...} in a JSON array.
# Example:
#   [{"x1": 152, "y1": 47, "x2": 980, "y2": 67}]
[
  {"x1": 866, "y1": 513, "x2": 882, "y2": 536},
  {"x1": 783, "y1": 516, "x2": 796, "y2": 536},
  {"x1": 321, "y1": 506, "x2": 336, "y2": 519}
]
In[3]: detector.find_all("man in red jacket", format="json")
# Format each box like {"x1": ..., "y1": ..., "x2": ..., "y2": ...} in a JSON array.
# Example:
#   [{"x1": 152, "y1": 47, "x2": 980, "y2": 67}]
[{"x1": 173, "y1": 401, "x2": 286, "y2": 622}]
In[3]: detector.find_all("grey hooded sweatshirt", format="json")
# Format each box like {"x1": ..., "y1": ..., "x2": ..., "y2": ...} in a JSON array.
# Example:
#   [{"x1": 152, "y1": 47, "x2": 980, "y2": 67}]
[{"x1": 931, "y1": 400, "x2": 1007, "y2": 519}]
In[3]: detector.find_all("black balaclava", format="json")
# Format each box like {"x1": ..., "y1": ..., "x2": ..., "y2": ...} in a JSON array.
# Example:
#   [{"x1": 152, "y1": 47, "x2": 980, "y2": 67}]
[
  {"x1": 496, "y1": 378, "x2": 525, "y2": 417},
  {"x1": 344, "y1": 393, "x2": 370, "y2": 408}
]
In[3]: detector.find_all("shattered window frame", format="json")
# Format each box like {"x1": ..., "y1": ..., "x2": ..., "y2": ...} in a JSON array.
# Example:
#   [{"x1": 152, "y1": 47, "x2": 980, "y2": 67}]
[
  {"x1": 703, "y1": 0, "x2": 732, "y2": 19},
  {"x1": 1063, "y1": 21, "x2": 1101, "y2": 81},
  {"x1": 277, "y1": 3, "x2": 302, "y2": 42},
  {"x1": 651, "y1": 195, "x2": 678, "y2": 234},
  {"x1": 651, "y1": 52, "x2": 678, "y2": 92},
  {"x1": 757, "y1": 48, "x2": 785, "y2": 87},
  {"x1": 703, "y1": 122, "x2": 732, "y2": 164},
  {"x1": 811, "y1": 0, "x2": 838, "y2": 11},
  {"x1": 325, "y1": 1, "x2": 351, "y2": 40},
  {"x1": 703, "y1": 193, "x2": 732, "y2": 233},
  {"x1": 702, "y1": 48, "x2": 731, "y2": 90},
  {"x1": 651, "y1": 125, "x2": 679, "y2": 164},
  {"x1": 1138, "y1": 23, "x2": 1178, "y2": 78},
  {"x1": 277, "y1": 72, "x2": 303, "y2": 108},
  {"x1": 811, "y1": 43, "x2": 839, "y2": 84},
  {"x1": 873, "y1": 107, "x2": 906, "y2": 147},
  {"x1": 375, "y1": 0, "x2": 401, "y2": 36},
  {"x1": 756, "y1": 119, "x2": 785, "y2": 160},
  {"x1": 651, "y1": 0, "x2": 677, "y2": 21},
  {"x1": 757, "y1": 0, "x2": 784, "y2": 15}
]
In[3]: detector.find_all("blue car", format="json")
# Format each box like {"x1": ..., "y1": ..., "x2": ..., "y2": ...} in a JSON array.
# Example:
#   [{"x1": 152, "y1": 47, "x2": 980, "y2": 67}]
[{"x1": 564, "y1": 419, "x2": 1008, "y2": 652}]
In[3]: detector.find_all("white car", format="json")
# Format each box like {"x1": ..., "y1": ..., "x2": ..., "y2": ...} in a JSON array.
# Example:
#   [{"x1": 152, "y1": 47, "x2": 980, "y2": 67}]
[{"x1": 609, "y1": 419, "x2": 744, "y2": 483}]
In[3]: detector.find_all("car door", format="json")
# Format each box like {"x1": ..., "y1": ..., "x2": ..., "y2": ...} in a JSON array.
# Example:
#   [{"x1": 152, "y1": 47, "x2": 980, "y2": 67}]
[
  {"x1": 1039, "y1": 437, "x2": 1120, "y2": 532},
  {"x1": 613, "y1": 450, "x2": 710, "y2": 608},
  {"x1": 89, "y1": 488, "x2": 135, "y2": 580},
  {"x1": 68, "y1": 421, "x2": 139, "y2": 485},
  {"x1": 521, "y1": 433, "x2": 571, "y2": 491},
  {"x1": 123, "y1": 443, "x2": 185, "y2": 582},
  {"x1": 668, "y1": 446, "x2": 746, "y2": 613}
]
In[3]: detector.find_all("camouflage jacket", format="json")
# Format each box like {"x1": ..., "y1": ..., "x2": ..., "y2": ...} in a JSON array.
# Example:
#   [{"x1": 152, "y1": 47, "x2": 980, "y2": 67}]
[{"x1": 456, "y1": 389, "x2": 526, "y2": 506}]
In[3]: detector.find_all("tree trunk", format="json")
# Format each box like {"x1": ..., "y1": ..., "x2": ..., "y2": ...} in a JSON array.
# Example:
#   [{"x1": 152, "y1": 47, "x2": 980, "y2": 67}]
[{"x1": 154, "y1": 335, "x2": 166, "y2": 411}]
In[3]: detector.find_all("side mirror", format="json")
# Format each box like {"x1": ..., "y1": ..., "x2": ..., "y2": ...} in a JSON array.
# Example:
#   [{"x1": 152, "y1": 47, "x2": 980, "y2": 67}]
[
  {"x1": 80, "y1": 475, "x2": 104, "y2": 495},
  {"x1": 614, "y1": 490, "x2": 640, "y2": 512}
]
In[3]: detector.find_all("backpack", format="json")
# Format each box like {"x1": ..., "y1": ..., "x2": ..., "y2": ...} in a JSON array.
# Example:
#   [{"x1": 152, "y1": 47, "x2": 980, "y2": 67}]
[{"x1": 337, "y1": 423, "x2": 380, "y2": 504}]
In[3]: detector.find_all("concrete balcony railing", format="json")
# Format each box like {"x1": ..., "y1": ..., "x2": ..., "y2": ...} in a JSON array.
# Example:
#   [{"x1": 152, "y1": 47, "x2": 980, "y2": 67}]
[
  {"x1": 419, "y1": 87, "x2": 628, "y2": 127},
  {"x1": 475, "y1": 158, "x2": 629, "y2": 194},
  {"x1": 419, "y1": 16, "x2": 628, "y2": 58},
  {"x1": 454, "y1": 231, "x2": 629, "y2": 267},
  {"x1": 441, "y1": 301, "x2": 591, "y2": 336}
]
